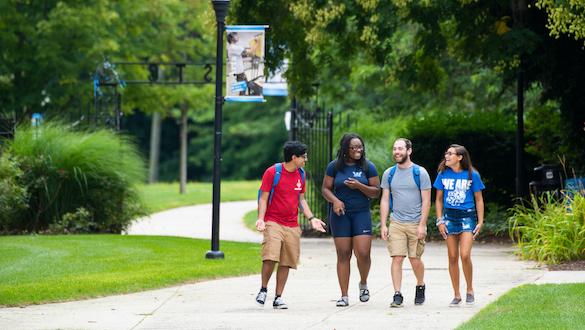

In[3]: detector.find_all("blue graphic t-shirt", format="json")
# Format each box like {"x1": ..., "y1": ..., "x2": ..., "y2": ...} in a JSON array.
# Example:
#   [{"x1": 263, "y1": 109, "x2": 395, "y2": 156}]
[
  {"x1": 326, "y1": 160, "x2": 378, "y2": 212},
  {"x1": 433, "y1": 168, "x2": 485, "y2": 210}
]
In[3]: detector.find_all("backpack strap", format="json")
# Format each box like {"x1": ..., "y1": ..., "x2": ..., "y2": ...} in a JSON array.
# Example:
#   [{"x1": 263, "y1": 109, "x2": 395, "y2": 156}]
[
  {"x1": 268, "y1": 163, "x2": 283, "y2": 205},
  {"x1": 412, "y1": 164, "x2": 421, "y2": 190},
  {"x1": 298, "y1": 167, "x2": 305, "y2": 184},
  {"x1": 258, "y1": 163, "x2": 283, "y2": 205},
  {"x1": 387, "y1": 165, "x2": 397, "y2": 212},
  {"x1": 298, "y1": 166, "x2": 305, "y2": 211}
]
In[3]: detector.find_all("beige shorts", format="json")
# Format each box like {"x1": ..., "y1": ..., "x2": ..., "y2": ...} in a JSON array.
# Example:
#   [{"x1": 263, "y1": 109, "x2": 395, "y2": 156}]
[
  {"x1": 387, "y1": 220, "x2": 425, "y2": 258},
  {"x1": 261, "y1": 221, "x2": 302, "y2": 269}
]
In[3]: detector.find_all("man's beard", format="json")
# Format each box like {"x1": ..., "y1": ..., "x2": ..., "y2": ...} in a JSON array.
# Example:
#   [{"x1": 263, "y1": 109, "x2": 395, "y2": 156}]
[{"x1": 394, "y1": 154, "x2": 407, "y2": 164}]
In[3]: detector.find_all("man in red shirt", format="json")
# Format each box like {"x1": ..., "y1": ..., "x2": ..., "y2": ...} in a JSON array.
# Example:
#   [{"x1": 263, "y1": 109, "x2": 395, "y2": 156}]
[{"x1": 255, "y1": 141, "x2": 326, "y2": 309}]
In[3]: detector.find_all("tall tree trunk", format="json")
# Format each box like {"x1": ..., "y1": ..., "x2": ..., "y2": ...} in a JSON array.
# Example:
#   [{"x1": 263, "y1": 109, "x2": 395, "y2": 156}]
[
  {"x1": 148, "y1": 112, "x2": 161, "y2": 184},
  {"x1": 179, "y1": 104, "x2": 188, "y2": 194}
]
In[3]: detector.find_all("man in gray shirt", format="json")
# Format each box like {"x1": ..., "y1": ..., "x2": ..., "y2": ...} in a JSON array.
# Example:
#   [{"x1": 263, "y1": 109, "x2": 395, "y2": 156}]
[{"x1": 380, "y1": 138, "x2": 431, "y2": 307}]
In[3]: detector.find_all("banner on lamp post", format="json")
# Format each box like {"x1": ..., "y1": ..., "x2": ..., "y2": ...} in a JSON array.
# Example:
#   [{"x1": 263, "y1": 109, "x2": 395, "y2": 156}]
[
  {"x1": 264, "y1": 59, "x2": 289, "y2": 97},
  {"x1": 225, "y1": 25, "x2": 268, "y2": 103}
]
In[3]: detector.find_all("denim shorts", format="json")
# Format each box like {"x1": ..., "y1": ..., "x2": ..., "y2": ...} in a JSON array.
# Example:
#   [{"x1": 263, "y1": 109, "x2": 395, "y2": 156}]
[{"x1": 444, "y1": 208, "x2": 477, "y2": 235}]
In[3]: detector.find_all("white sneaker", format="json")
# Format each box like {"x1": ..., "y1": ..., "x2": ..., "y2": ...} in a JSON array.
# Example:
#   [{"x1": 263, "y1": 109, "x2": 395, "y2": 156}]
[
  {"x1": 256, "y1": 291, "x2": 267, "y2": 306},
  {"x1": 273, "y1": 296, "x2": 288, "y2": 309}
]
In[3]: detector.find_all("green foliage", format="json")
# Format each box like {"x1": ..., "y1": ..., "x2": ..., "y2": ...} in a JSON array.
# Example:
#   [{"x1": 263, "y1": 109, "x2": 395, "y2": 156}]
[
  {"x1": 458, "y1": 283, "x2": 585, "y2": 329},
  {"x1": 47, "y1": 207, "x2": 94, "y2": 234},
  {"x1": 3, "y1": 123, "x2": 146, "y2": 233},
  {"x1": 187, "y1": 98, "x2": 289, "y2": 181},
  {"x1": 0, "y1": 235, "x2": 260, "y2": 306},
  {"x1": 525, "y1": 99, "x2": 583, "y2": 173},
  {"x1": 0, "y1": 0, "x2": 214, "y2": 124},
  {"x1": 536, "y1": 0, "x2": 585, "y2": 44},
  {"x1": 232, "y1": 0, "x2": 585, "y2": 176},
  {"x1": 400, "y1": 110, "x2": 520, "y2": 207},
  {"x1": 0, "y1": 156, "x2": 29, "y2": 232},
  {"x1": 509, "y1": 193, "x2": 585, "y2": 264}
]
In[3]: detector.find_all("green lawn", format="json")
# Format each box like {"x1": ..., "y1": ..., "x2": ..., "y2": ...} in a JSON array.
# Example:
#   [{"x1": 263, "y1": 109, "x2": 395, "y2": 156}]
[
  {"x1": 458, "y1": 283, "x2": 585, "y2": 329},
  {"x1": 0, "y1": 235, "x2": 260, "y2": 306},
  {"x1": 138, "y1": 180, "x2": 260, "y2": 213}
]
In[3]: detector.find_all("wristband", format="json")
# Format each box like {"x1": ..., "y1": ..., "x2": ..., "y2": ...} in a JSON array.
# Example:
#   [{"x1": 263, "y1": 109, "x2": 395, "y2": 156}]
[
  {"x1": 307, "y1": 216, "x2": 315, "y2": 221},
  {"x1": 435, "y1": 217, "x2": 445, "y2": 226}
]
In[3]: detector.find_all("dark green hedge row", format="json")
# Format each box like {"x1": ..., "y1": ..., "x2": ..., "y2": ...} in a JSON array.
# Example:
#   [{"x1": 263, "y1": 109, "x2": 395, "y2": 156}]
[{"x1": 401, "y1": 110, "x2": 536, "y2": 207}]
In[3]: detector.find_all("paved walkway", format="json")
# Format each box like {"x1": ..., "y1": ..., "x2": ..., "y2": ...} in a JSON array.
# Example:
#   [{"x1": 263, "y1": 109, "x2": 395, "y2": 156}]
[
  {"x1": 1, "y1": 201, "x2": 584, "y2": 330},
  {"x1": 126, "y1": 200, "x2": 262, "y2": 243}
]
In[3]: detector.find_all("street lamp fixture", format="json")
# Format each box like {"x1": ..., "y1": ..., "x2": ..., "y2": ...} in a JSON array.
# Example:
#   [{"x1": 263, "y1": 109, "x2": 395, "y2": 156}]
[{"x1": 206, "y1": 0, "x2": 230, "y2": 260}]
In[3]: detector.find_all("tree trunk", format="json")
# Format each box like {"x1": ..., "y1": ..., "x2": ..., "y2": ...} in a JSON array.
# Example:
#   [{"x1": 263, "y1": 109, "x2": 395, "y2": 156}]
[
  {"x1": 148, "y1": 112, "x2": 161, "y2": 183},
  {"x1": 179, "y1": 104, "x2": 188, "y2": 194}
]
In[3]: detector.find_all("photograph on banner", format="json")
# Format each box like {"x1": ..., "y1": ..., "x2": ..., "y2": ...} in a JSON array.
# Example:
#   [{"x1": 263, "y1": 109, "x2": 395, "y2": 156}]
[
  {"x1": 226, "y1": 25, "x2": 267, "y2": 102},
  {"x1": 264, "y1": 59, "x2": 288, "y2": 97}
]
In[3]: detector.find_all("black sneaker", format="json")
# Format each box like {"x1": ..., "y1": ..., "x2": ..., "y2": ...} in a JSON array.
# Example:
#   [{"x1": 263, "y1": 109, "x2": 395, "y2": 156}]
[
  {"x1": 414, "y1": 285, "x2": 425, "y2": 305},
  {"x1": 390, "y1": 291, "x2": 404, "y2": 308}
]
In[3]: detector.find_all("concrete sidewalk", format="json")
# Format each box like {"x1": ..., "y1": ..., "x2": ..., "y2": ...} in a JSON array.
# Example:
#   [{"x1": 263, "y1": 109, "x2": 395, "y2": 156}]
[
  {"x1": 126, "y1": 200, "x2": 262, "y2": 243},
  {"x1": 1, "y1": 201, "x2": 584, "y2": 330}
]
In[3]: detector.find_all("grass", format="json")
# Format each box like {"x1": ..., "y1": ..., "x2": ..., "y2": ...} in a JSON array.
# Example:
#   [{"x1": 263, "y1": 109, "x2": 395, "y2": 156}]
[
  {"x1": 0, "y1": 235, "x2": 260, "y2": 306},
  {"x1": 138, "y1": 180, "x2": 260, "y2": 213},
  {"x1": 244, "y1": 209, "x2": 258, "y2": 232},
  {"x1": 458, "y1": 283, "x2": 585, "y2": 329}
]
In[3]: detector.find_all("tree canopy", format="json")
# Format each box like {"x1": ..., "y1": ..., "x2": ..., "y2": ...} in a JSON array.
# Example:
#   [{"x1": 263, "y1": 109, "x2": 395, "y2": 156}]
[{"x1": 232, "y1": 0, "x2": 585, "y2": 171}]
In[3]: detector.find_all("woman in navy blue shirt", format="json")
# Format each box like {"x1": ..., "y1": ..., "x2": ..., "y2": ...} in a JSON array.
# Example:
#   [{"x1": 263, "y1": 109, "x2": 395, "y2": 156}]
[
  {"x1": 322, "y1": 133, "x2": 380, "y2": 307},
  {"x1": 434, "y1": 144, "x2": 485, "y2": 307}
]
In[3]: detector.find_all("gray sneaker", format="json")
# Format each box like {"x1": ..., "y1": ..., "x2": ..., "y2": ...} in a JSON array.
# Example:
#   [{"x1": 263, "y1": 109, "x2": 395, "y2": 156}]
[
  {"x1": 449, "y1": 297, "x2": 462, "y2": 307},
  {"x1": 273, "y1": 296, "x2": 288, "y2": 309},
  {"x1": 336, "y1": 296, "x2": 349, "y2": 307},
  {"x1": 390, "y1": 292, "x2": 404, "y2": 308},
  {"x1": 256, "y1": 290, "x2": 267, "y2": 306},
  {"x1": 466, "y1": 293, "x2": 475, "y2": 305},
  {"x1": 359, "y1": 283, "x2": 370, "y2": 302}
]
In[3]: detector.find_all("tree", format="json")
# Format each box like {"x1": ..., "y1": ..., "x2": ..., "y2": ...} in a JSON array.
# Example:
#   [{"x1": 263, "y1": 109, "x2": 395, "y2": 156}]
[{"x1": 232, "y1": 0, "x2": 585, "y2": 173}]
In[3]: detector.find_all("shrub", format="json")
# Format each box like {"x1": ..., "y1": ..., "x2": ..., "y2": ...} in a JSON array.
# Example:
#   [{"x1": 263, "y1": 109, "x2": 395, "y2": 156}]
[
  {"x1": 509, "y1": 193, "x2": 585, "y2": 264},
  {"x1": 399, "y1": 110, "x2": 534, "y2": 207},
  {"x1": 3, "y1": 123, "x2": 146, "y2": 233},
  {"x1": 0, "y1": 156, "x2": 29, "y2": 232}
]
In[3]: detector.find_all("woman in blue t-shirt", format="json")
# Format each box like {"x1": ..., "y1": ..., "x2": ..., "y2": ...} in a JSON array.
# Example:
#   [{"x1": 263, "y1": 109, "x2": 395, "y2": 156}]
[
  {"x1": 433, "y1": 144, "x2": 485, "y2": 307},
  {"x1": 322, "y1": 133, "x2": 380, "y2": 307}
]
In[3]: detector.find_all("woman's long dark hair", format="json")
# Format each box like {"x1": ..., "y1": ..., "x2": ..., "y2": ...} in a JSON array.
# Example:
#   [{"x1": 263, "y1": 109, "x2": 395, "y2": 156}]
[
  {"x1": 437, "y1": 144, "x2": 476, "y2": 181},
  {"x1": 335, "y1": 133, "x2": 367, "y2": 173}
]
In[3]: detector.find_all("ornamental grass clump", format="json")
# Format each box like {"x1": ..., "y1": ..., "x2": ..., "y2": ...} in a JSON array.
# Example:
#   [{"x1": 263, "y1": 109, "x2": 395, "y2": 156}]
[
  {"x1": 1, "y1": 123, "x2": 146, "y2": 233},
  {"x1": 509, "y1": 192, "x2": 585, "y2": 264}
]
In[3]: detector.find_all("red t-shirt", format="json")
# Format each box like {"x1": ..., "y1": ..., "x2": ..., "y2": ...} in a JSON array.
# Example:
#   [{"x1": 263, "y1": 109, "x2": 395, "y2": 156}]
[{"x1": 260, "y1": 163, "x2": 306, "y2": 227}]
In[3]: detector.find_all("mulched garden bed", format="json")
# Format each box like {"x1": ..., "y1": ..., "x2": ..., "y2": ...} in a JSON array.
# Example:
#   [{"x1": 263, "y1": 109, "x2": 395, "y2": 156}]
[{"x1": 548, "y1": 260, "x2": 585, "y2": 271}]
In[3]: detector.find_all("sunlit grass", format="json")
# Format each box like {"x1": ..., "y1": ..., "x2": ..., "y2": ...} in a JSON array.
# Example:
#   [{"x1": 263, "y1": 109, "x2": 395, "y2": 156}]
[
  {"x1": 458, "y1": 283, "x2": 585, "y2": 329},
  {"x1": 0, "y1": 235, "x2": 260, "y2": 306},
  {"x1": 138, "y1": 180, "x2": 260, "y2": 213}
]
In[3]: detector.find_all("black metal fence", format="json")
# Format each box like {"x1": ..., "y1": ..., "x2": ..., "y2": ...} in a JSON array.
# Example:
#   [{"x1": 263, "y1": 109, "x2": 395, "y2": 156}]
[{"x1": 290, "y1": 101, "x2": 339, "y2": 232}]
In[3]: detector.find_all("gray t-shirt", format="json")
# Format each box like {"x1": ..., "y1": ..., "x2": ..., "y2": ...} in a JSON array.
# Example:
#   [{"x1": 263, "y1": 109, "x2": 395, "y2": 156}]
[{"x1": 381, "y1": 163, "x2": 432, "y2": 224}]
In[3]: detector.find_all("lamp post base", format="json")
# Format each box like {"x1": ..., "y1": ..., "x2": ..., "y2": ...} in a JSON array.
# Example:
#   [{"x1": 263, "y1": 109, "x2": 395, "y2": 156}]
[{"x1": 205, "y1": 250, "x2": 225, "y2": 259}]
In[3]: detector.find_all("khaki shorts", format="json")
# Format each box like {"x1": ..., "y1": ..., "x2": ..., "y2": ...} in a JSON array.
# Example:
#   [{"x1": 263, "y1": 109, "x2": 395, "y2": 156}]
[
  {"x1": 387, "y1": 220, "x2": 425, "y2": 258},
  {"x1": 261, "y1": 221, "x2": 302, "y2": 269}
]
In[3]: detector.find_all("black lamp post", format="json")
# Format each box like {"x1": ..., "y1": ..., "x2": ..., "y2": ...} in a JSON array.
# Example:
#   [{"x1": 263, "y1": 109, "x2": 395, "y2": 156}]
[{"x1": 206, "y1": 0, "x2": 230, "y2": 259}]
